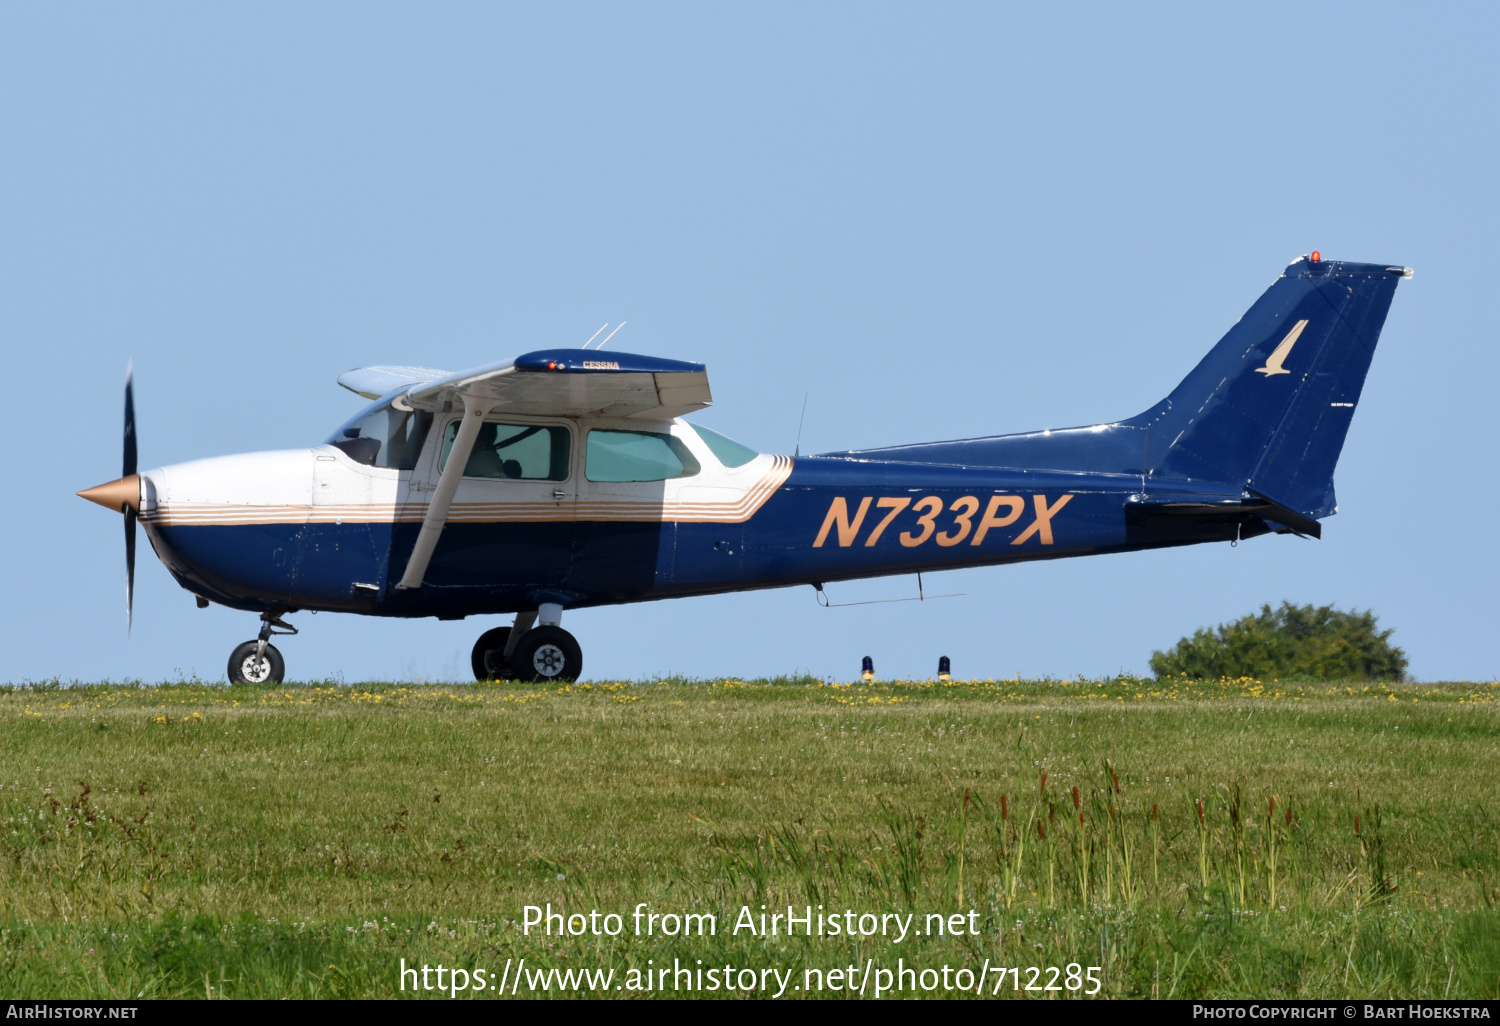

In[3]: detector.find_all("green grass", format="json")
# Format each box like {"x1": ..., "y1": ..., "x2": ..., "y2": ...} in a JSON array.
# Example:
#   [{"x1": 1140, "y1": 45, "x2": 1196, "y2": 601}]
[{"x1": 1, "y1": 675, "x2": 1497, "y2": 999}]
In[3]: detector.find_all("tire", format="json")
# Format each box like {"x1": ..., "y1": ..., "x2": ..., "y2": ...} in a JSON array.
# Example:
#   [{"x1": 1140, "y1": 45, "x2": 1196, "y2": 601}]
[
  {"x1": 228, "y1": 641, "x2": 284, "y2": 685},
  {"x1": 512, "y1": 626, "x2": 582, "y2": 683},
  {"x1": 471, "y1": 626, "x2": 513, "y2": 681}
]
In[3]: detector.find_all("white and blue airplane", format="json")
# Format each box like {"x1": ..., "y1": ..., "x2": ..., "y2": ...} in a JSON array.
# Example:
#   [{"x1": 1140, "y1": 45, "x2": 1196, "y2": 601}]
[{"x1": 80, "y1": 255, "x2": 1409, "y2": 685}]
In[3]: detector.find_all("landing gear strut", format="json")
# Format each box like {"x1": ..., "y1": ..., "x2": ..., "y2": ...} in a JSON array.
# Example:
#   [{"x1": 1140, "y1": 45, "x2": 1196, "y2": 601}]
[
  {"x1": 471, "y1": 606, "x2": 581, "y2": 683},
  {"x1": 228, "y1": 612, "x2": 297, "y2": 685}
]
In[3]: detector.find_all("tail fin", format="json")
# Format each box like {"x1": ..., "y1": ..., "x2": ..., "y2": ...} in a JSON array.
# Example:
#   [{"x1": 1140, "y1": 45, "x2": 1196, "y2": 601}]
[
  {"x1": 824, "y1": 256, "x2": 1408, "y2": 519},
  {"x1": 1125, "y1": 256, "x2": 1409, "y2": 517}
]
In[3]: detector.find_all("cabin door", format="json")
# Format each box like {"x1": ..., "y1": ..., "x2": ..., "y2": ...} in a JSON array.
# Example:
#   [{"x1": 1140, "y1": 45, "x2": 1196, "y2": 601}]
[{"x1": 419, "y1": 416, "x2": 577, "y2": 593}]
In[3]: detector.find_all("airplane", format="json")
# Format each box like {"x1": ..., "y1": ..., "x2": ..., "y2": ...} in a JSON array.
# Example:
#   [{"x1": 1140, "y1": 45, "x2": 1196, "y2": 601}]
[{"x1": 79, "y1": 254, "x2": 1410, "y2": 685}]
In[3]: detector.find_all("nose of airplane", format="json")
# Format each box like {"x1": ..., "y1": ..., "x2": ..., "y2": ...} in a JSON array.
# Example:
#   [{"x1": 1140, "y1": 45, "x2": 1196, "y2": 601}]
[{"x1": 78, "y1": 474, "x2": 141, "y2": 513}]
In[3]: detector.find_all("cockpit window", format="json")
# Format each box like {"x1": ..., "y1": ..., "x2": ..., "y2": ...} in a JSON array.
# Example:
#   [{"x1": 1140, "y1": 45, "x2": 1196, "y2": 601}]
[
  {"x1": 690, "y1": 424, "x2": 759, "y2": 468},
  {"x1": 586, "y1": 430, "x2": 701, "y2": 482},
  {"x1": 440, "y1": 422, "x2": 571, "y2": 481},
  {"x1": 326, "y1": 401, "x2": 433, "y2": 469}
]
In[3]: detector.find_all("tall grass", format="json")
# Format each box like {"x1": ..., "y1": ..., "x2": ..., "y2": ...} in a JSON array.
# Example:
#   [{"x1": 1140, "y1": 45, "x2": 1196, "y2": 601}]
[{"x1": 0, "y1": 675, "x2": 1496, "y2": 998}]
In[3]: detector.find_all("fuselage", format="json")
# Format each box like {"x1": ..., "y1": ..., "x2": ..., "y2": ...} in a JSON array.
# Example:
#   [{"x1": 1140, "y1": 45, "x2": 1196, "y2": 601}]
[{"x1": 136, "y1": 407, "x2": 1256, "y2": 620}]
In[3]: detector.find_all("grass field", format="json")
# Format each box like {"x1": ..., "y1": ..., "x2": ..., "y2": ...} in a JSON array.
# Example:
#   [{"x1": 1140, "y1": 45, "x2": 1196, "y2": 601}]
[{"x1": 1, "y1": 675, "x2": 1497, "y2": 1000}]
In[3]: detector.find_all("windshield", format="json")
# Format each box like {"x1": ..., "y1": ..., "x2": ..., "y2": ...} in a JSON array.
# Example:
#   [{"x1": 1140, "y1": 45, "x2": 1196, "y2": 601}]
[{"x1": 326, "y1": 397, "x2": 433, "y2": 470}]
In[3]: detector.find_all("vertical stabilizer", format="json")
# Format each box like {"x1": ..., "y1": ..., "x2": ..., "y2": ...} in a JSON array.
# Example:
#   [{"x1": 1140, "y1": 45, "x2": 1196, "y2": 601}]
[{"x1": 1126, "y1": 257, "x2": 1407, "y2": 517}]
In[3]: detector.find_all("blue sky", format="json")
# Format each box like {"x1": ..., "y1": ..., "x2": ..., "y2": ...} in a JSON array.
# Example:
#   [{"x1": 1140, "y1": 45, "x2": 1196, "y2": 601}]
[{"x1": 4, "y1": 4, "x2": 1496, "y2": 683}]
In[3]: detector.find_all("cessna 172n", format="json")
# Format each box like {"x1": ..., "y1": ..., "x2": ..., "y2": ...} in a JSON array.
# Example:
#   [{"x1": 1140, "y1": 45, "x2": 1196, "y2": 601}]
[{"x1": 79, "y1": 254, "x2": 1409, "y2": 685}]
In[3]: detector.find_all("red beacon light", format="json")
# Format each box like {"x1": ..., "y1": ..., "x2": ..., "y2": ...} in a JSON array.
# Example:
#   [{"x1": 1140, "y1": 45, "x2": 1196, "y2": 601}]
[{"x1": 1310, "y1": 250, "x2": 1322, "y2": 263}]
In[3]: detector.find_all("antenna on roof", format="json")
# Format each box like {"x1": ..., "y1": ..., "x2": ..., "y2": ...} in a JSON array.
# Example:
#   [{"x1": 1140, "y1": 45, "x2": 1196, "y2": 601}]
[
  {"x1": 794, "y1": 391, "x2": 809, "y2": 458},
  {"x1": 581, "y1": 323, "x2": 609, "y2": 350},
  {"x1": 595, "y1": 321, "x2": 627, "y2": 350}
]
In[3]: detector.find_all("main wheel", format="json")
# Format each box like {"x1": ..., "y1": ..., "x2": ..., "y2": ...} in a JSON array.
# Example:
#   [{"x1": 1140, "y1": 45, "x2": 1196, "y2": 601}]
[
  {"x1": 471, "y1": 626, "x2": 513, "y2": 681},
  {"x1": 228, "y1": 641, "x2": 284, "y2": 685},
  {"x1": 512, "y1": 626, "x2": 582, "y2": 683}
]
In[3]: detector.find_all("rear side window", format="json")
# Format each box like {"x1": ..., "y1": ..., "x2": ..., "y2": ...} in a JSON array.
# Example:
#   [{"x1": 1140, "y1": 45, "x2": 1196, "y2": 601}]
[
  {"x1": 440, "y1": 422, "x2": 571, "y2": 481},
  {"x1": 691, "y1": 425, "x2": 759, "y2": 468},
  {"x1": 586, "y1": 430, "x2": 701, "y2": 482}
]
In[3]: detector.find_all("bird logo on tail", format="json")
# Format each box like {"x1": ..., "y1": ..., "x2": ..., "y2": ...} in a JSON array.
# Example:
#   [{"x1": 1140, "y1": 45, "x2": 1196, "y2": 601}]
[{"x1": 1255, "y1": 319, "x2": 1309, "y2": 377}]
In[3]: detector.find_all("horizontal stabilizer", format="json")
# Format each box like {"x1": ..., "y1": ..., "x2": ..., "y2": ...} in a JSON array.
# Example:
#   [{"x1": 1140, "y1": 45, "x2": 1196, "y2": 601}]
[
  {"x1": 1244, "y1": 490, "x2": 1322, "y2": 538},
  {"x1": 1127, "y1": 492, "x2": 1321, "y2": 539}
]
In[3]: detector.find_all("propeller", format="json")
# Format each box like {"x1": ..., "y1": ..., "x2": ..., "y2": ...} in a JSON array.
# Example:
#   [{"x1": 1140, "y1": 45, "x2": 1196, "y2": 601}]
[
  {"x1": 123, "y1": 363, "x2": 137, "y2": 632},
  {"x1": 77, "y1": 362, "x2": 142, "y2": 633}
]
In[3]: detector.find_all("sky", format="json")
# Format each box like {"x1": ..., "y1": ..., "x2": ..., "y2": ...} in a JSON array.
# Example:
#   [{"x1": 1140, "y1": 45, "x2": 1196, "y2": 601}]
[{"x1": 3, "y1": 3, "x2": 1497, "y2": 683}]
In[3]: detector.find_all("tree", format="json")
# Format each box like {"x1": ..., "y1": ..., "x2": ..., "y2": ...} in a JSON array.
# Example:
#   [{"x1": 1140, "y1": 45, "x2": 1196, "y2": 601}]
[{"x1": 1149, "y1": 602, "x2": 1407, "y2": 682}]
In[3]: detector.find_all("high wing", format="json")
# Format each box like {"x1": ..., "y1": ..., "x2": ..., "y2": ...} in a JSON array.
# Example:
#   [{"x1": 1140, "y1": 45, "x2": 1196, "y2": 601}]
[
  {"x1": 337, "y1": 365, "x2": 451, "y2": 400},
  {"x1": 402, "y1": 349, "x2": 711, "y2": 419}
]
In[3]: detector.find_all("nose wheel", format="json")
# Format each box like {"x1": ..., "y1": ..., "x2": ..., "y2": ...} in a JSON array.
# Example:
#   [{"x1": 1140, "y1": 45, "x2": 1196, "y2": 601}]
[
  {"x1": 228, "y1": 641, "x2": 284, "y2": 685},
  {"x1": 227, "y1": 613, "x2": 297, "y2": 685}
]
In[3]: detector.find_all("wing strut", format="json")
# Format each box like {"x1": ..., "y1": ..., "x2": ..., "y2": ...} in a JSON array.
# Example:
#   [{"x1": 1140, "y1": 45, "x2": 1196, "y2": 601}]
[{"x1": 395, "y1": 395, "x2": 493, "y2": 590}]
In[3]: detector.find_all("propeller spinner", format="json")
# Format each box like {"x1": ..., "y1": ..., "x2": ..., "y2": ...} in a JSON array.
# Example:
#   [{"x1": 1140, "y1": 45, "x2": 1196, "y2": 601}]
[{"x1": 77, "y1": 363, "x2": 140, "y2": 631}]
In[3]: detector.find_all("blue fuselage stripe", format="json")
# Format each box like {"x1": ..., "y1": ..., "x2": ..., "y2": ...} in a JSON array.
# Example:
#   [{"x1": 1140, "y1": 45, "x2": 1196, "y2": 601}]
[{"x1": 144, "y1": 460, "x2": 1231, "y2": 617}]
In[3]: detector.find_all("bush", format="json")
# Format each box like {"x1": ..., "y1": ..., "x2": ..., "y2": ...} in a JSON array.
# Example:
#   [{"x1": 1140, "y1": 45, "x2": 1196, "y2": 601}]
[{"x1": 1149, "y1": 601, "x2": 1408, "y2": 682}]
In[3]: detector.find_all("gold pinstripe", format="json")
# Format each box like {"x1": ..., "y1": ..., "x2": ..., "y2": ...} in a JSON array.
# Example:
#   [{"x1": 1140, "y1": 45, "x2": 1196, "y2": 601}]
[{"x1": 141, "y1": 456, "x2": 793, "y2": 528}]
